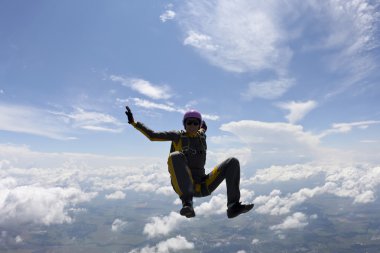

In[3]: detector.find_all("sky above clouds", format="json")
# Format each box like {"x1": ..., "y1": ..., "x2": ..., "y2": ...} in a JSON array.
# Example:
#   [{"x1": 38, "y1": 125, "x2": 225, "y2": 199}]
[
  {"x1": 0, "y1": 0, "x2": 379, "y2": 167},
  {"x1": 1, "y1": 1, "x2": 380, "y2": 252}
]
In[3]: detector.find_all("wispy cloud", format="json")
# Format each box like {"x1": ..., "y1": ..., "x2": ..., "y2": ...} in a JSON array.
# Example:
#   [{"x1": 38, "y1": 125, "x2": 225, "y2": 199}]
[
  {"x1": 160, "y1": 10, "x2": 176, "y2": 23},
  {"x1": 50, "y1": 107, "x2": 125, "y2": 133},
  {"x1": 242, "y1": 78, "x2": 295, "y2": 100},
  {"x1": 184, "y1": 31, "x2": 218, "y2": 51},
  {"x1": 178, "y1": 0, "x2": 379, "y2": 96},
  {"x1": 276, "y1": 100, "x2": 317, "y2": 124},
  {"x1": 179, "y1": 0, "x2": 292, "y2": 74},
  {"x1": 0, "y1": 103, "x2": 75, "y2": 140},
  {"x1": 0, "y1": 103, "x2": 125, "y2": 139},
  {"x1": 110, "y1": 75, "x2": 172, "y2": 100},
  {"x1": 319, "y1": 120, "x2": 380, "y2": 138},
  {"x1": 119, "y1": 97, "x2": 220, "y2": 121}
]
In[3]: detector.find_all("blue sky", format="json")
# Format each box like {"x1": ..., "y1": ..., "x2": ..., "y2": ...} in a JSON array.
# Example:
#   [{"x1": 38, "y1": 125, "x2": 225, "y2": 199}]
[
  {"x1": 2, "y1": 1, "x2": 380, "y2": 251},
  {"x1": 1, "y1": 0, "x2": 380, "y2": 168}
]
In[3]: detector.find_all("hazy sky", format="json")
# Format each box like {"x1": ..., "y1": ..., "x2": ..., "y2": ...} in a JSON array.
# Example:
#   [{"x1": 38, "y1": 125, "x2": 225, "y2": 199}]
[
  {"x1": 1, "y1": 0, "x2": 379, "y2": 168},
  {"x1": 1, "y1": 1, "x2": 380, "y2": 251}
]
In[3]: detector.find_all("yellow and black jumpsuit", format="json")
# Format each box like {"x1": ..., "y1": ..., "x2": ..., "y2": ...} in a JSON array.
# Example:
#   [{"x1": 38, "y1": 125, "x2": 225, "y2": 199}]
[{"x1": 132, "y1": 121, "x2": 241, "y2": 207}]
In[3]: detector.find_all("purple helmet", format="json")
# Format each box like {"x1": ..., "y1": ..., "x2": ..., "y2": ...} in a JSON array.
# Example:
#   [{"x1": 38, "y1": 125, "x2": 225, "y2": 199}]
[{"x1": 183, "y1": 110, "x2": 202, "y2": 126}]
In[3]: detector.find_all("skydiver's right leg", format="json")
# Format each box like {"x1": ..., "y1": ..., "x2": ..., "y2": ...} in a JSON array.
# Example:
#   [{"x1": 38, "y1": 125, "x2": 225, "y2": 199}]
[{"x1": 167, "y1": 151, "x2": 195, "y2": 218}]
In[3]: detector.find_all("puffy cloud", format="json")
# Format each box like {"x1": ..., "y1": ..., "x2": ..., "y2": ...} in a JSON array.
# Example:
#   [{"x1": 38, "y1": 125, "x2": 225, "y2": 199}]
[
  {"x1": 248, "y1": 164, "x2": 323, "y2": 184},
  {"x1": 0, "y1": 179, "x2": 96, "y2": 226},
  {"x1": 252, "y1": 164, "x2": 380, "y2": 215},
  {"x1": 111, "y1": 218, "x2": 127, "y2": 232},
  {"x1": 143, "y1": 212, "x2": 187, "y2": 238},
  {"x1": 270, "y1": 212, "x2": 308, "y2": 231},
  {"x1": 129, "y1": 235, "x2": 194, "y2": 253},
  {"x1": 207, "y1": 148, "x2": 252, "y2": 168},
  {"x1": 251, "y1": 238, "x2": 260, "y2": 245},
  {"x1": 110, "y1": 75, "x2": 172, "y2": 100},
  {"x1": 194, "y1": 194, "x2": 227, "y2": 217},
  {"x1": 276, "y1": 100, "x2": 317, "y2": 124},
  {"x1": 105, "y1": 191, "x2": 126, "y2": 200}
]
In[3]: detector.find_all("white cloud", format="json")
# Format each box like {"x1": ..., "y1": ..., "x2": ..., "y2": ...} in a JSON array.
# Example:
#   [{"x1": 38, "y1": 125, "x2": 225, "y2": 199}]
[
  {"x1": 207, "y1": 147, "x2": 252, "y2": 168},
  {"x1": 0, "y1": 103, "x2": 74, "y2": 140},
  {"x1": 15, "y1": 235, "x2": 23, "y2": 244},
  {"x1": 178, "y1": 0, "x2": 379, "y2": 97},
  {"x1": 276, "y1": 100, "x2": 317, "y2": 124},
  {"x1": 0, "y1": 89, "x2": 4, "y2": 94},
  {"x1": 219, "y1": 120, "x2": 324, "y2": 166},
  {"x1": 110, "y1": 75, "x2": 172, "y2": 100},
  {"x1": 251, "y1": 238, "x2": 260, "y2": 245},
  {"x1": 249, "y1": 164, "x2": 323, "y2": 184},
  {"x1": 179, "y1": 0, "x2": 292, "y2": 74},
  {"x1": 111, "y1": 218, "x2": 127, "y2": 232},
  {"x1": 160, "y1": 10, "x2": 176, "y2": 23},
  {"x1": 270, "y1": 212, "x2": 308, "y2": 231},
  {"x1": 129, "y1": 235, "x2": 194, "y2": 253},
  {"x1": 184, "y1": 31, "x2": 218, "y2": 51},
  {"x1": 319, "y1": 120, "x2": 380, "y2": 138},
  {"x1": 194, "y1": 194, "x2": 227, "y2": 217},
  {"x1": 50, "y1": 107, "x2": 125, "y2": 133},
  {"x1": 105, "y1": 191, "x2": 126, "y2": 200},
  {"x1": 119, "y1": 97, "x2": 220, "y2": 121},
  {"x1": 243, "y1": 78, "x2": 295, "y2": 100},
  {"x1": 0, "y1": 179, "x2": 96, "y2": 226},
  {"x1": 252, "y1": 164, "x2": 380, "y2": 215},
  {"x1": 0, "y1": 103, "x2": 125, "y2": 140},
  {"x1": 143, "y1": 212, "x2": 187, "y2": 238}
]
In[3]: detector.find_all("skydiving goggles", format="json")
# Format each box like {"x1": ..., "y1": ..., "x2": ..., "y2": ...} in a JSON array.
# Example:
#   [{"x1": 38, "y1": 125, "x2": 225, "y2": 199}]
[{"x1": 186, "y1": 120, "x2": 200, "y2": 126}]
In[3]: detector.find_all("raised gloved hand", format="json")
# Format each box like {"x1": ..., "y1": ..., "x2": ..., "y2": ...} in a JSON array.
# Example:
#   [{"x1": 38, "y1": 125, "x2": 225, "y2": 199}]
[
  {"x1": 125, "y1": 106, "x2": 135, "y2": 124},
  {"x1": 200, "y1": 120, "x2": 207, "y2": 132}
]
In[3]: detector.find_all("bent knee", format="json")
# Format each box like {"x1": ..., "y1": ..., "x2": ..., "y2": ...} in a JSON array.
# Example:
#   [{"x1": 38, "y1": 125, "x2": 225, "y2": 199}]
[
  {"x1": 227, "y1": 157, "x2": 240, "y2": 168},
  {"x1": 227, "y1": 157, "x2": 240, "y2": 170}
]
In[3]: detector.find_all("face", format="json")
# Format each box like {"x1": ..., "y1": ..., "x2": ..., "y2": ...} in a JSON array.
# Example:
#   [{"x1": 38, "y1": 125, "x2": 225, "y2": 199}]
[{"x1": 185, "y1": 118, "x2": 200, "y2": 135}]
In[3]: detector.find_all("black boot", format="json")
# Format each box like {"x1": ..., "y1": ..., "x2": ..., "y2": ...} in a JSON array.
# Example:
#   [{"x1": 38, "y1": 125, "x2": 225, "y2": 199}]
[
  {"x1": 180, "y1": 200, "x2": 195, "y2": 218},
  {"x1": 227, "y1": 202, "x2": 254, "y2": 219}
]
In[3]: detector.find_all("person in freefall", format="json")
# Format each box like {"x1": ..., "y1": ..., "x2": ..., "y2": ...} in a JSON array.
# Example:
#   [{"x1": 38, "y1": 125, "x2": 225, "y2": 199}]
[{"x1": 125, "y1": 106, "x2": 254, "y2": 218}]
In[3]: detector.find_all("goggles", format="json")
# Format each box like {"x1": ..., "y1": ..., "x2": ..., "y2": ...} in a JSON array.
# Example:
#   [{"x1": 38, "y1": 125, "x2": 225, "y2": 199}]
[{"x1": 186, "y1": 120, "x2": 200, "y2": 126}]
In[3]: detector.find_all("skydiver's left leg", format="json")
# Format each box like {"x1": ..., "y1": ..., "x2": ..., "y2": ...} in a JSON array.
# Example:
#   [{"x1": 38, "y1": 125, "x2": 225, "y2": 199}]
[{"x1": 204, "y1": 157, "x2": 253, "y2": 218}]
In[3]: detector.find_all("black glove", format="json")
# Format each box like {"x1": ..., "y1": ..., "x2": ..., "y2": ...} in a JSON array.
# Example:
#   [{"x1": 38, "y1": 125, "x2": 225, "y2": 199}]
[
  {"x1": 125, "y1": 106, "x2": 135, "y2": 124},
  {"x1": 200, "y1": 120, "x2": 207, "y2": 132}
]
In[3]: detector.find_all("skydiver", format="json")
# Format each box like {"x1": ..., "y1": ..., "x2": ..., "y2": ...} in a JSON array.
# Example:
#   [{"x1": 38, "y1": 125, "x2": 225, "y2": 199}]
[{"x1": 125, "y1": 106, "x2": 253, "y2": 218}]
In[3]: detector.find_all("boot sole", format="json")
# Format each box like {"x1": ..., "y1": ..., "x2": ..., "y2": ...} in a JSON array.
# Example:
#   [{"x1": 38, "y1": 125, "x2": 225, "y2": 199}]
[
  {"x1": 180, "y1": 206, "x2": 195, "y2": 218},
  {"x1": 227, "y1": 204, "x2": 254, "y2": 219}
]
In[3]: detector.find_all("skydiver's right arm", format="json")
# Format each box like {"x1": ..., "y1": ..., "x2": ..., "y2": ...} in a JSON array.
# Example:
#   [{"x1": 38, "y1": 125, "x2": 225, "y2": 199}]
[
  {"x1": 131, "y1": 121, "x2": 179, "y2": 142},
  {"x1": 125, "y1": 106, "x2": 179, "y2": 142}
]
